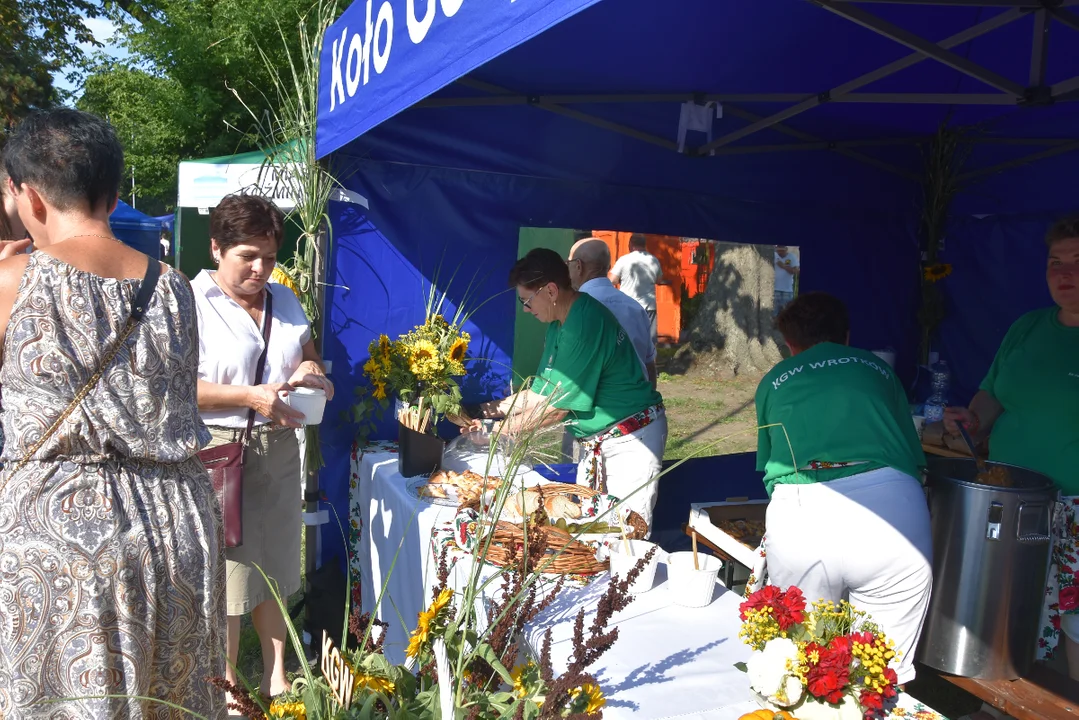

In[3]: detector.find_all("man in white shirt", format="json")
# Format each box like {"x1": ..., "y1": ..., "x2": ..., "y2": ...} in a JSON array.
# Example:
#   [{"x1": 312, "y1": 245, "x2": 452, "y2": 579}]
[
  {"x1": 609, "y1": 234, "x2": 666, "y2": 345},
  {"x1": 773, "y1": 245, "x2": 800, "y2": 315},
  {"x1": 569, "y1": 237, "x2": 658, "y2": 388}
]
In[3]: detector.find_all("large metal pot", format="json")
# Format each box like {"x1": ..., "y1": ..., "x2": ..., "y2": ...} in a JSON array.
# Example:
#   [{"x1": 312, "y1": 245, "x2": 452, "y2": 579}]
[{"x1": 917, "y1": 457, "x2": 1057, "y2": 680}]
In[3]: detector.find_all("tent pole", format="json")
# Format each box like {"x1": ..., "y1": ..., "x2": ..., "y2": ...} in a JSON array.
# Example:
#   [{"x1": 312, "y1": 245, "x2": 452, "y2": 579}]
[
  {"x1": 1050, "y1": 7, "x2": 1079, "y2": 33},
  {"x1": 810, "y1": 1, "x2": 1026, "y2": 97},
  {"x1": 1030, "y1": 9, "x2": 1050, "y2": 88},
  {"x1": 697, "y1": 7, "x2": 1028, "y2": 153},
  {"x1": 426, "y1": 91, "x2": 1027, "y2": 108},
  {"x1": 958, "y1": 140, "x2": 1079, "y2": 181}
]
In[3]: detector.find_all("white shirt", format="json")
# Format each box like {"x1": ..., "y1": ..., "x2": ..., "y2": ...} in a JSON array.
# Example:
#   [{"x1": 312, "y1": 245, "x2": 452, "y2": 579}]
[
  {"x1": 610, "y1": 250, "x2": 663, "y2": 311},
  {"x1": 774, "y1": 252, "x2": 800, "y2": 293},
  {"x1": 579, "y1": 277, "x2": 656, "y2": 373},
  {"x1": 192, "y1": 270, "x2": 311, "y2": 428}
]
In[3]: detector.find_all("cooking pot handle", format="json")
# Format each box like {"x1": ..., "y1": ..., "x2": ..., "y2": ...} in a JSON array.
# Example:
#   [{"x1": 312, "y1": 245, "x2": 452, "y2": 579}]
[{"x1": 1016, "y1": 501, "x2": 1055, "y2": 544}]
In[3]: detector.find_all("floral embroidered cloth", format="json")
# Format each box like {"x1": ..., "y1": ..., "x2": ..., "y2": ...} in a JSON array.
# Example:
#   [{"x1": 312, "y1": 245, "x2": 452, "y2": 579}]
[{"x1": 1037, "y1": 495, "x2": 1079, "y2": 660}]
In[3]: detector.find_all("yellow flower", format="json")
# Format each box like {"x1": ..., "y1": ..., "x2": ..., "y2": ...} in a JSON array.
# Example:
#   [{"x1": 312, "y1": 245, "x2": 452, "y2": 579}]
[
  {"x1": 448, "y1": 336, "x2": 469, "y2": 363},
  {"x1": 353, "y1": 671, "x2": 395, "y2": 695},
  {"x1": 570, "y1": 683, "x2": 606, "y2": 715},
  {"x1": 426, "y1": 314, "x2": 449, "y2": 330},
  {"x1": 923, "y1": 263, "x2": 952, "y2": 282},
  {"x1": 373, "y1": 382, "x2": 387, "y2": 401},
  {"x1": 409, "y1": 340, "x2": 444, "y2": 382},
  {"x1": 363, "y1": 358, "x2": 380, "y2": 377},
  {"x1": 405, "y1": 588, "x2": 454, "y2": 658},
  {"x1": 268, "y1": 699, "x2": 307, "y2": 719},
  {"x1": 378, "y1": 334, "x2": 392, "y2": 358},
  {"x1": 270, "y1": 266, "x2": 300, "y2": 297}
]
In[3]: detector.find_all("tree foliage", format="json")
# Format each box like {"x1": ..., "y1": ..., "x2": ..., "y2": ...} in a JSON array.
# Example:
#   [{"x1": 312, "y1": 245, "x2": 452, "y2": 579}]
[{"x1": 76, "y1": 0, "x2": 323, "y2": 209}]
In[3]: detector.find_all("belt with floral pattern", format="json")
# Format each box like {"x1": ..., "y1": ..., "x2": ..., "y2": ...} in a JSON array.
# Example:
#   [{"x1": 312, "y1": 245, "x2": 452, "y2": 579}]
[{"x1": 579, "y1": 403, "x2": 664, "y2": 495}]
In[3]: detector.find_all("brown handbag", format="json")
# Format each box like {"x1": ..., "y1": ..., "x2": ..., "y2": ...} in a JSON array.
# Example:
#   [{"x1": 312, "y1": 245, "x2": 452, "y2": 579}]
[{"x1": 198, "y1": 290, "x2": 273, "y2": 548}]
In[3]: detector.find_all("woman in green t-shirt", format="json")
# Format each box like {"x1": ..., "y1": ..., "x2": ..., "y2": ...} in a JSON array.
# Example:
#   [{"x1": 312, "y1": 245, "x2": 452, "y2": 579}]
[
  {"x1": 470, "y1": 249, "x2": 667, "y2": 531},
  {"x1": 945, "y1": 217, "x2": 1079, "y2": 675},
  {"x1": 755, "y1": 292, "x2": 931, "y2": 685}
]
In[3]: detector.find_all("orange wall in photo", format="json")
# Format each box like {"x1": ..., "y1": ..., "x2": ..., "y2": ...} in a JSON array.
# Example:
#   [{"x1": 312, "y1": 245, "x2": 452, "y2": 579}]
[{"x1": 593, "y1": 231, "x2": 682, "y2": 344}]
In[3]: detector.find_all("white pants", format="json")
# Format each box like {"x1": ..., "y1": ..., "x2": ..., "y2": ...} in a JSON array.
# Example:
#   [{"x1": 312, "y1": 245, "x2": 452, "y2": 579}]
[
  {"x1": 766, "y1": 468, "x2": 933, "y2": 685},
  {"x1": 576, "y1": 413, "x2": 668, "y2": 535}
]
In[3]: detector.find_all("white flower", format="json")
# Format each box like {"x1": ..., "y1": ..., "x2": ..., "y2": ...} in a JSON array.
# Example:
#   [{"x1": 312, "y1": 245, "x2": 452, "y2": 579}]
[{"x1": 746, "y1": 638, "x2": 804, "y2": 707}]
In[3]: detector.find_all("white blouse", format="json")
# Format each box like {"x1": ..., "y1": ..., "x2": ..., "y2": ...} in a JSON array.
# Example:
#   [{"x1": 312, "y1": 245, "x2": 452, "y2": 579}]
[{"x1": 192, "y1": 270, "x2": 311, "y2": 428}]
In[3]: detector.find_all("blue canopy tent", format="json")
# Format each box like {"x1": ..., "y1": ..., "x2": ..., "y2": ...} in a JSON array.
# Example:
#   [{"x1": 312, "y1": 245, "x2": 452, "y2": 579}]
[
  {"x1": 312, "y1": 0, "x2": 1079, "y2": 565},
  {"x1": 109, "y1": 200, "x2": 163, "y2": 258}
]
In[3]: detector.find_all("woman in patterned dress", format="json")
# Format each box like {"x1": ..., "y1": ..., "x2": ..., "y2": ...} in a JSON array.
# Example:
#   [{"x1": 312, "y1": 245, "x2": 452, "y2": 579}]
[{"x1": 0, "y1": 109, "x2": 225, "y2": 717}]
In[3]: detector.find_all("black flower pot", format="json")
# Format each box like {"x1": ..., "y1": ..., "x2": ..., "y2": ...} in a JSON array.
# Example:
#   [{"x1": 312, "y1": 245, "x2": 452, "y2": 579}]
[{"x1": 398, "y1": 422, "x2": 445, "y2": 478}]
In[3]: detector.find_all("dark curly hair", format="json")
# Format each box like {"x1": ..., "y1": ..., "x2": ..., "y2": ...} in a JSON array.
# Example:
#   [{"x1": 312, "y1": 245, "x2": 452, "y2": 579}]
[
  {"x1": 774, "y1": 292, "x2": 850, "y2": 349},
  {"x1": 209, "y1": 193, "x2": 285, "y2": 254},
  {"x1": 1047, "y1": 216, "x2": 1079, "y2": 249}
]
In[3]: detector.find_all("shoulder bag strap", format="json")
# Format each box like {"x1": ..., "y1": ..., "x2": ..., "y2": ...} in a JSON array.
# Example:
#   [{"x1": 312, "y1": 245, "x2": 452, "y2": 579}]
[
  {"x1": 241, "y1": 288, "x2": 273, "y2": 446},
  {"x1": 6, "y1": 257, "x2": 162, "y2": 479}
]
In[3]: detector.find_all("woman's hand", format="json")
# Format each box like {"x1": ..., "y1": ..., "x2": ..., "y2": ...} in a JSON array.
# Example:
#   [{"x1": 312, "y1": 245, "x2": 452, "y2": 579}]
[
  {"x1": 943, "y1": 406, "x2": 978, "y2": 437},
  {"x1": 288, "y1": 360, "x2": 334, "y2": 400},
  {"x1": 248, "y1": 382, "x2": 305, "y2": 428},
  {"x1": 0, "y1": 238, "x2": 32, "y2": 261}
]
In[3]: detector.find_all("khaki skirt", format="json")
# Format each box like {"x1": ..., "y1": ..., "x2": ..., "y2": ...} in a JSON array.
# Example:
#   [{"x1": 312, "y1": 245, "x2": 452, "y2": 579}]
[{"x1": 207, "y1": 425, "x2": 302, "y2": 615}]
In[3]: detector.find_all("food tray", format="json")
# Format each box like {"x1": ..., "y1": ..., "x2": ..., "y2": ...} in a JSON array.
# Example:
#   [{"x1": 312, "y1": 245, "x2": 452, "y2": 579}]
[{"x1": 687, "y1": 499, "x2": 768, "y2": 570}]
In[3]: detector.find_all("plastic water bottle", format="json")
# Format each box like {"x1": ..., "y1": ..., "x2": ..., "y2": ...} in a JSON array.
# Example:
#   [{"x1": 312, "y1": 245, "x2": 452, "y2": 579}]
[{"x1": 923, "y1": 360, "x2": 951, "y2": 424}]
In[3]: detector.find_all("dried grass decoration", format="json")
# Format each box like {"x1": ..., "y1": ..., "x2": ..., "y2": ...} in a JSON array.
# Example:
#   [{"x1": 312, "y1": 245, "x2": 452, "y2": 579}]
[{"x1": 470, "y1": 485, "x2": 649, "y2": 576}]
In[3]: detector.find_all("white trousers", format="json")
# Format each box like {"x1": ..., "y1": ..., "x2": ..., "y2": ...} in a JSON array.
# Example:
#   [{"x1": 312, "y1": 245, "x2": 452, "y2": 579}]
[
  {"x1": 766, "y1": 468, "x2": 933, "y2": 685},
  {"x1": 575, "y1": 413, "x2": 668, "y2": 535}
]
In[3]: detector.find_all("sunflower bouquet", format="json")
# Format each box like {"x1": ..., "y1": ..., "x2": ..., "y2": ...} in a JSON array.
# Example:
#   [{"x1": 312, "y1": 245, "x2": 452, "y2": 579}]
[{"x1": 361, "y1": 313, "x2": 471, "y2": 433}]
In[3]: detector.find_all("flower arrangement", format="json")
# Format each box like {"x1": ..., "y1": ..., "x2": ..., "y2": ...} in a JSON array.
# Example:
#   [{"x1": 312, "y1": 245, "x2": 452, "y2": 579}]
[
  {"x1": 737, "y1": 586, "x2": 899, "y2": 720},
  {"x1": 358, "y1": 313, "x2": 471, "y2": 434}
]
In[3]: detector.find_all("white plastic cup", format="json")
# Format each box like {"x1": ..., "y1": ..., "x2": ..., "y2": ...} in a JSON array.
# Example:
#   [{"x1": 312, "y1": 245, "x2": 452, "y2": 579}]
[
  {"x1": 667, "y1": 552, "x2": 721, "y2": 608},
  {"x1": 278, "y1": 387, "x2": 327, "y2": 425},
  {"x1": 608, "y1": 540, "x2": 660, "y2": 595},
  {"x1": 871, "y1": 349, "x2": 896, "y2": 368},
  {"x1": 912, "y1": 415, "x2": 926, "y2": 440}
]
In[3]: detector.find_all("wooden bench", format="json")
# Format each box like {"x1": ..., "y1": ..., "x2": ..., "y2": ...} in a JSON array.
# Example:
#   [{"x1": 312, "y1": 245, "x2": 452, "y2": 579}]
[{"x1": 939, "y1": 665, "x2": 1079, "y2": 720}]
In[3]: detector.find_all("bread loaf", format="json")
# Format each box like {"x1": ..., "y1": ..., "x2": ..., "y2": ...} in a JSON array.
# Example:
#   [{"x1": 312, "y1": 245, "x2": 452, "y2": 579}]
[
  {"x1": 512, "y1": 489, "x2": 541, "y2": 515},
  {"x1": 543, "y1": 495, "x2": 581, "y2": 520}
]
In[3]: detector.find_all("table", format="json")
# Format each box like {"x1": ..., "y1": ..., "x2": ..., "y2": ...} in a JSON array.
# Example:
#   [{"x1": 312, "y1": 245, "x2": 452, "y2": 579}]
[
  {"x1": 941, "y1": 664, "x2": 1079, "y2": 720},
  {"x1": 349, "y1": 445, "x2": 949, "y2": 719}
]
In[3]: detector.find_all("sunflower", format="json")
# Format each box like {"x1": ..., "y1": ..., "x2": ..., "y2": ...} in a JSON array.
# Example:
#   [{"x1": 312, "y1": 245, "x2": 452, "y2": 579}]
[
  {"x1": 425, "y1": 314, "x2": 449, "y2": 330},
  {"x1": 268, "y1": 699, "x2": 307, "y2": 719},
  {"x1": 409, "y1": 340, "x2": 444, "y2": 382},
  {"x1": 373, "y1": 381, "x2": 387, "y2": 401},
  {"x1": 448, "y1": 336, "x2": 469, "y2": 363},
  {"x1": 378, "y1": 334, "x2": 392, "y2": 358},
  {"x1": 569, "y1": 683, "x2": 606, "y2": 715},
  {"x1": 270, "y1": 266, "x2": 300, "y2": 297},
  {"x1": 363, "y1": 358, "x2": 380, "y2": 378},
  {"x1": 353, "y1": 671, "x2": 395, "y2": 696},
  {"x1": 923, "y1": 263, "x2": 952, "y2": 282},
  {"x1": 405, "y1": 588, "x2": 454, "y2": 658}
]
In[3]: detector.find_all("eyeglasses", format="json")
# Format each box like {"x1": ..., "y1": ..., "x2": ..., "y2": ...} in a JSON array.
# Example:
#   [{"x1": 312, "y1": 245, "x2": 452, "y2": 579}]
[{"x1": 519, "y1": 288, "x2": 541, "y2": 310}]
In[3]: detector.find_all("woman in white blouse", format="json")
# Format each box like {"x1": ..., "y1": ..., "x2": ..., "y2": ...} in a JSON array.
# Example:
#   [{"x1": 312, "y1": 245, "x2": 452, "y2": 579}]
[{"x1": 193, "y1": 193, "x2": 333, "y2": 701}]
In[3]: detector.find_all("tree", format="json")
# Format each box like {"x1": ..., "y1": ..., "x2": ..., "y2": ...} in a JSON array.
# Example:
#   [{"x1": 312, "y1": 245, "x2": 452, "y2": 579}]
[
  {"x1": 78, "y1": 62, "x2": 196, "y2": 213},
  {"x1": 76, "y1": 0, "x2": 323, "y2": 208},
  {"x1": 672, "y1": 242, "x2": 784, "y2": 377},
  {"x1": 0, "y1": 20, "x2": 58, "y2": 136}
]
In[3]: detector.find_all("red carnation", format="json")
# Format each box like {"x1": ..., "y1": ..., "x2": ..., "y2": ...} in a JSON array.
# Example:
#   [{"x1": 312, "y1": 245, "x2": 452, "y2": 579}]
[
  {"x1": 804, "y1": 638, "x2": 853, "y2": 704},
  {"x1": 739, "y1": 585, "x2": 782, "y2": 621},
  {"x1": 773, "y1": 586, "x2": 807, "y2": 631},
  {"x1": 1059, "y1": 586, "x2": 1079, "y2": 612},
  {"x1": 860, "y1": 689, "x2": 884, "y2": 713}
]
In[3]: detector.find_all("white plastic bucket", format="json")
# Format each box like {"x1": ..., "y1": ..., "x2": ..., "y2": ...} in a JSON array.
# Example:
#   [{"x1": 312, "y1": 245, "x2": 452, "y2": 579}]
[
  {"x1": 279, "y1": 387, "x2": 327, "y2": 425},
  {"x1": 872, "y1": 349, "x2": 896, "y2": 368},
  {"x1": 608, "y1": 540, "x2": 660, "y2": 595},
  {"x1": 667, "y1": 552, "x2": 721, "y2": 607}
]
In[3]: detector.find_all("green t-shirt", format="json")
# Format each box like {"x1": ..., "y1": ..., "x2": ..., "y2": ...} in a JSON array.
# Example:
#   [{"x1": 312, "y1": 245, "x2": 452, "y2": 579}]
[
  {"x1": 532, "y1": 293, "x2": 663, "y2": 438},
  {"x1": 980, "y1": 308, "x2": 1079, "y2": 494},
  {"x1": 755, "y1": 343, "x2": 925, "y2": 496}
]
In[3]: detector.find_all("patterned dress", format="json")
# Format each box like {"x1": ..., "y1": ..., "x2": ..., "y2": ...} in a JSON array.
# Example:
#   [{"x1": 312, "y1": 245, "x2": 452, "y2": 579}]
[{"x1": 0, "y1": 253, "x2": 226, "y2": 718}]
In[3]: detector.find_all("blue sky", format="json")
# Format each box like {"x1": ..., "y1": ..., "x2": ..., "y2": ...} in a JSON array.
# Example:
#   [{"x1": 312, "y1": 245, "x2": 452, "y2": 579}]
[{"x1": 54, "y1": 16, "x2": 131, "y2": 101}]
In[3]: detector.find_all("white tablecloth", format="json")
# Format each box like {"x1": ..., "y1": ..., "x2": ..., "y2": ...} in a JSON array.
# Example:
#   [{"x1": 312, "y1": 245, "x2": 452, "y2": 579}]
[{"x1": 350, "y1": 448, "x2": 947, "y2": 720}]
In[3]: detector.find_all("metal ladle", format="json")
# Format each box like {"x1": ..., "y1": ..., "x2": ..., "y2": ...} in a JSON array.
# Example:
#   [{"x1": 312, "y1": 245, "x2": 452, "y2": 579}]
[{"x1": 957, "y1": 423, "x2": 986, "y2": 472}]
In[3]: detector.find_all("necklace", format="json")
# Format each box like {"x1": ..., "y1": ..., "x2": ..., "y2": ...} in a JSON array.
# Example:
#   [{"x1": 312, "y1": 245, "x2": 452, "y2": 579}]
[{"x1": 60, "y1": 233, "x2": 122, "y2": 243}]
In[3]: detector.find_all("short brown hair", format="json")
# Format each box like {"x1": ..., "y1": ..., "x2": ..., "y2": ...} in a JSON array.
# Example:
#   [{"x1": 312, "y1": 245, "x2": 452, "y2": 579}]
[
  {"x1": 775, "y1": 292, "x2": 850, "y2": 349},
  {"x1": 1047, "y1": 216, "x2": 1079, "y2": 249},
  {"x1": 508, "y1": 248, "x2": 572, "y2": 290},
  {"x1": 210, "y1": 193, "x2": 285, "y2": 254}
]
